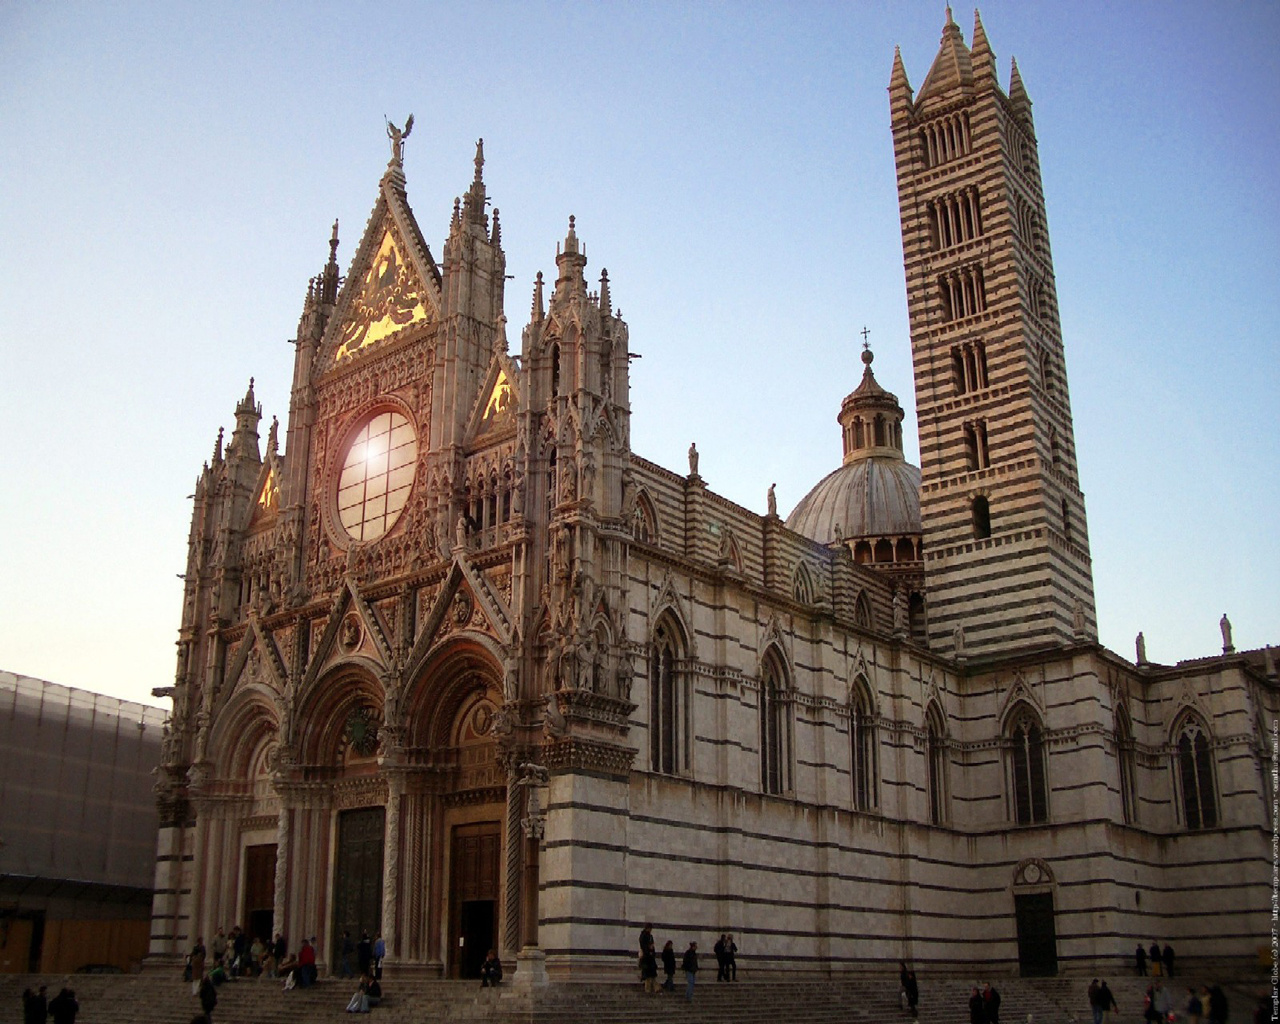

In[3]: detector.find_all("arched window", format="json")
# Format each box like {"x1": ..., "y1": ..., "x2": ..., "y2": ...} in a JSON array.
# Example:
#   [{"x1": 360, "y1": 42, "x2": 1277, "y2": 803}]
[
  {"x1": 1115, "y1": 707, "x2": 1137, "y2": 825},
  {"x1": 550, "y1": 343, "x2": 561, "y2": 397},
  {"x1": 792, "y1": 564, "x2": 814, "y2": 605},
  {"x1": 972, "y1": 496, "x2": 991, "y2": 539},
  {"x1": 854, "y1": 591, "x2": 873, "y2": 628},
  {"x1": 1175, "y1": 717, "x2": 1218, "y2": 829},
  {"x1": 649, "y1": 618, "x2": 684, "y2": 774},
  {"x1": 926, "y1": 704, "x2": 947, "y2": 825},
  {"x1": 1009, "y1": 708, "x2": 1048, "y2": 824},
  {"x1": 850, "y1": 678, "x2": 877, "y2": 811},
  {"x1": 760, "y1": 651, "x2": 790, "y2": 795}
]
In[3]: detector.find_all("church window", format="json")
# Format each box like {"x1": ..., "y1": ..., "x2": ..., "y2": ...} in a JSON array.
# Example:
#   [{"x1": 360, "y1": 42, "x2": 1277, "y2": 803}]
[
  {"x1": 972, "y1": 496, "x2": 991, "y2": 539},
  {"x1": 759, "y1": 651, "x2": 791, "y2": 795},
  {"x1": 792, "y1": 564, "x2": 814, "y2": 605},
  {"x1": 1009, "y1": 709, "x2": 1048, "y2": 824},
  {"x1": 649, "y1": 620, "x2": 684, "y2": 774},
  {"x1": 963, "y1": 420, "x2": 989, "y2": 471},
  {"x1": 850, "y1": 679, "x2": 877, "y2": 811},
  {"x1": 1049, "y1": 428, "x2": 1061, "y2": 468},
  {"x1": 1061, "y1": 498, "x2": 1073, "y2": 543},
  {"x1": 854, "y1": 590, "x2": 874, "y2": 626},
  {"x1": 874, "y1": 539, "x2": 894, "y2": 563},
  {"x1": 1175, "y1": 717, "x2": 1218, "y2": 829},
  {"x1": 926, "y1": 704, "x2": 947, "y2": 824},
  {"x1": 1040, "y1": 349, "x2": 1054, "y2": 396},
  {"x1": 919, "y1": 111, "x2": 971, "y2": 168},
  {"x1": 336, "y1": 409, "x2": 418, "y2": 542},
  {"x1": 929, "y1": 188, "x2": 983, "y2": 250},
  {"x1": 550, "y1": 344, "x2": 561, "y2": 398},
  {"x1": 939, "y1": 265, "x2": 986, "y2": 322},
  {"x1": 853, "y1": 542, "x2": 873, "y2": 566},
  {"x1": 1115, "y1": 707, "x2": 1137, "y2": 825}
]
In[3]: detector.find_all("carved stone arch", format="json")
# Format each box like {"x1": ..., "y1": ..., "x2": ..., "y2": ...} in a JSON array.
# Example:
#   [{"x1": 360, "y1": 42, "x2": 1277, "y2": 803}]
[
  {"x1": 403, "y1": 636, "x2": 505, "y2": 751},
  {"x1": 758, "y1": 617, "x2": 792, "y2": 683},
  {"x1": 208, "y1": 684, "x2": 281, "y2": 782},
  {"x1": 998, "y1": 676, "x2": 1045, "y2": 732},
  {"x1": 631, "y1": 488, "x2": 659, "y2": 545},
  {"x1": 853, "y1": 590, "x2": 874, "y2": 629},
  {"x1": 650, "y1": 574, "x2": 695, "y2": 658},
  {"x1": 791, "y1": 561, "x2": 816, "y2": 605},
  {"x1": 1169, "y1": 704, "x2": 1213, "y2": 746},
  {"x1": 849, "y1": 670, "x2": 877, "y2": 718},
  {"x1": 220, "y1": 621, "x2": 288, "y2": 714},
  {"x1": 294, "y1": 662, "x2": 384, "y2": 766},
  {"x1": 1012, "y1": 857, "x2": 1055, "y2": 889},
  {"x1": 924, "y1": 697, "x2": 947, "y2": 738}
]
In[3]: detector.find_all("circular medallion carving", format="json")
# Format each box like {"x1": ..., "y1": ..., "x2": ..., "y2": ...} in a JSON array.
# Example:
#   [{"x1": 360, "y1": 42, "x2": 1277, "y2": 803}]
[
  {"x1": 1024, "y1": 862, "x2": 1042, "y2": 884},
  {"x1": 451, "y1": 591, "x2": 473, "y2": 627},
  {"x1": 472, "y1": 703, "x2": 493, "y2": 736}
]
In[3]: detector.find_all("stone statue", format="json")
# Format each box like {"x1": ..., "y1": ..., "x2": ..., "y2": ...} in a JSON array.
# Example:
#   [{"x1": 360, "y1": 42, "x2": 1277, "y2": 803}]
[
  {"x1": 1135, "y1": 631, "x2": 1146, "y2": 664},
  {"x1": 953, "y1": 623, "x2": 966, "y2": 656},
  {"x1": 767, "y1": 483, "x2": 777, "y2": 517},
  {"x1": 1220, "y1": 613, "x2": 1234, "y2": 653},
  {"x1": 455, "y1": 515, "x2": 467, "y2": 550},
  {"x1": 892, "y1": 588, "x2": 906, "y2": 635},
  {"x1": 1072, "y1": 598, "x2": 1086, "y2": 637},
  {"x1": 688, "y1": 442, "x2": 699, "y2": 476},
  {"x1": 386, "y1": 114, "x2": 414, "y2": 164}
]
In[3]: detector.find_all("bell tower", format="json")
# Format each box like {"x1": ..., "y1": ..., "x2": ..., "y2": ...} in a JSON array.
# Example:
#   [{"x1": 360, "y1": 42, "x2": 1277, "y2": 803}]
[{"x1": 890, "y1": 10, "x2": 1096, "y2": 658}]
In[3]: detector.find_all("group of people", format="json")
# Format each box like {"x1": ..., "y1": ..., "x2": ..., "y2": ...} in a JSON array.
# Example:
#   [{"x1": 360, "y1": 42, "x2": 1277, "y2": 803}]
[
  {"x1": 187, "y1": 928, "x2": 291, "y2": 984},
  {"x1": 1143, "y1": 981, "x2": 1229, "y2": 1024},
  {"x1": 1135, "y1": 940, "x2": 1177, "y2": 977},
  {"x1": 337, "y1": 930, "x2": 386, "y2": 979},
  {"x1": 637, "y1": 924, "x2": 732, "y2": 1001},
  {"x1": 21, "y1": 986, "x2": 78, "y2": 1024},
  {"x1": 967, "y1": 982, "x2": 1001, "y2": 1024},
  {"x1": 343, "y1": 972, "x2": 383, "y2": 1013}
]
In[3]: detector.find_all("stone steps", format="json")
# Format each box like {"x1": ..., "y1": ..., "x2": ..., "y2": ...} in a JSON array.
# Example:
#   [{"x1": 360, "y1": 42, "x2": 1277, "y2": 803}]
[{"x1": 1, "y1": 970, "x2": 1251, "y2": 1024}]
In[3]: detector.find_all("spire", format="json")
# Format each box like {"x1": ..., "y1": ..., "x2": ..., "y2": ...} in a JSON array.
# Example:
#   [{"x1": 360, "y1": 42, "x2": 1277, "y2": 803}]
[
  {"x1": 236, "y1": 377, "x2": 259, "y2": 418},
  {"x1": 464, "y1": 138, "x2": 487, "y2": 227},
  {"x1": 531, "y1": 271, "x2": 545, "y2": 322},
  {"x1": 321, "y1": 218, "x2": 340, "y2": 304},
  {"x1": 491, "y1": 207, "x2": 501, "y2": 246},
  {"x1": 213, "y1": 427, "x2": 224, "y2": 464},
  {"x1": 1009, "y1": 56, "x2": 1033, "y2": 123},
  {"x1": 889, "y1": 45, "x2": 914, "y2": 118},
  {"x1": 555, "y1": 215, "x2": 587, "y2": 295},
  {"x1": 915, "y1": 5, "x2": 974, "y2": 103},
  {"x1": 267, "y1": 416, "x2": 279, "y2": 458},
  {"x1": 838, "y1": 330, "x2": 906, "y2": 463},
  {"x1": 599, "y1": 268, "x2": 612, "y2": 315},
  {"x1": 451, "y1": 197, "x2": 462, "y2": 233},
  {"x1": 495, "y1": 314, "x2": 509, "y2": 355},
  {"x1": 970, "y1": 9, "x2": 995, "y2": 80}
]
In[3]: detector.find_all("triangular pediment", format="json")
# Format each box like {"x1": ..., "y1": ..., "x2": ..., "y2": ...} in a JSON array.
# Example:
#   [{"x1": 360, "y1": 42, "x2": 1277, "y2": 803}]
[
  {"x1": 405, "y1": 554, "x2": 516, "y2": 677},
  {"x1": 302, "y1": 577, "x2": 395, "y2": 689},
  {"x1": 247, "y1": 460, "x2": 281, "y2": 530},
  {"x1": 222, "y1": 618, "x2": 289, "y2": 710},
  {"x1": 466, "y1": 349, "x2": 522, "y2": 444},
  {"x1": 915, "y1": 16, "x2": 974, "y2": 108},
  {"x1": 323, "y1": 179, "x2": 443, "y2": 369}
]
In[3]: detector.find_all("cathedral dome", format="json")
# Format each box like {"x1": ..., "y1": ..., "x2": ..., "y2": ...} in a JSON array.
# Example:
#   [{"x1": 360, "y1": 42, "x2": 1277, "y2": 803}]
[
  {"x1": 787, "y1": 456, "x2": 921, "y2": 543},
  {"x1": 786, "y1": 343, "x2": 923, "y2": 549}
]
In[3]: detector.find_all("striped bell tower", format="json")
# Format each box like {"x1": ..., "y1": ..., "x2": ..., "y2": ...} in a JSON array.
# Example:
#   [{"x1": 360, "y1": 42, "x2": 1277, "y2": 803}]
[{"x1": 890, "y1": 9, "x2": 1096, "y2": 659}]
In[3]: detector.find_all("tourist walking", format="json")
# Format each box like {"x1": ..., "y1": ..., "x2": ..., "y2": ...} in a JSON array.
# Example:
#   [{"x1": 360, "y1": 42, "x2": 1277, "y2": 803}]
[
  {"x1": 898, "y1": 962, "x2": 919, "y2": 1017},
  {"x1": 1186, "y1": 986, "x2": 1203, "y2": 1024},
  {"x1": 190, "y1": 936, "x2": 207, "y2": 986},
  {"x1": 48, "y1": 988, "x2": 79, "y2": 1024},
  {"x1": 714, "y1": 933, "x2": 727, "y2": 981},
  {"x1": 640, "y1": 937, "x2": 659, "y2": 994},
  {"x1": 1098, "y1": 980, "x2": 1118, "y2": 1024},
  {"x1": 682, "y1": 941, "x2": 699, "y2": 1001},
  {"x1": 661, "y1": 939, "x2": 676, "y2": 991},
  {"x1": 198, "y1": 972, "x2": 217, "y2": 1021},
  {"x1": 725, "y1": 933, "x2": 738, "y2": 980}
]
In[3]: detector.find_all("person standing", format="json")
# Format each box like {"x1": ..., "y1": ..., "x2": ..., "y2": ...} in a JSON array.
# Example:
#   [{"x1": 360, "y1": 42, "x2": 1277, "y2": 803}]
[
  {"x1": 969, "y1": 986, "x2": 986, "y2": 1024},
  {"x1": 900, "y1": 964, "x2": 919, "y2": 1018},
  {"x1": 22, "y1": 985, "x2": 47, "y2": 1024},
  {"x1": 681, "y1": 941, "x2": 699, "y2": 1002},
  {"x1": 714, "y1": 934, "x2": 727, "y2": 981},
  {"x1": 373, "y1": 934, "x2": 386, "y2": 979},
  {"x1": 1148, "y1": 941, "x2": 1163, "y2": 977},
  {"x1": 190, "y1": 937, "x2": 207, "y2": 985},
  {"x1": 661, "y1": 940, "x2": 676, "y2": 991},
  {"x1": 298, "y1": 937, "x2": 317, "y2": 987},
  {"x1": 1186, "y1": 986, "x2": 1203, "y2": 1024},
  {"x1": 1206, "y1": 984, "x2": 1228, "y2": 1024},
  {"x1": 48, "y1": 988, "x2": 79, "y2": 1024},
  {"x1": 1162, "y1": 943, "x2": 1175, "y2": 978},
  {"x1": 640, "y1": 938, "x2": 658, "y2": 994},
  {"x1": 638, "y1": 924, "x2": 655, "y2": 984},
  {"x1": 1135, "y1": 943, "x2": 1147, "y2": 976},
  {"x1": 1088, "y1": 979, "x2": 1102, "y2": 1024},
  {"x1": 357, "y1": 932, "x2": 373, "y2": 978},
  {"x1": 725, "y1": 934, "x2": 738, "y2": 980},
  {"x1": 983, "y1": 982, "x2": 1001, "y2": 1024},
  {"x1": 340, "y1": 930, "x2": 355, "y2": 978}
]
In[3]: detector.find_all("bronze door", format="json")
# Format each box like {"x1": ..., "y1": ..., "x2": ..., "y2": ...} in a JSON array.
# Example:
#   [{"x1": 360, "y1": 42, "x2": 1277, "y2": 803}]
[
  {"x1": 242, "y1": 843, "x2": 276, "y2": 944},
  {"x1": 449, "y1": 823, "x2": 500, "y2": 978},
  {"x1": 332, "y1": 807, "x2": 384, "y2": 966},
  {"x1": 1014, "y1": 891, "x2": 1058, "y2": 976}
]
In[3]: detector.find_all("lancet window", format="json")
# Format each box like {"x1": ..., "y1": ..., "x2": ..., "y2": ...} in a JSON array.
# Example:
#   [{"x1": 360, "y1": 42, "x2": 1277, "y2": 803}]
[
  {"x1": 926, "y1": 704, "x2": 947, "y2": 824},
  {"x1": 1008, "y1": 708, "x2": 1048, "y2": 824},
  {"x1": 850, "y1": 678, "x2": 877, "y2": 812},
  {"x1": 1175, "y1": 716, "x2": 1218, "y2": 829},
  {"x1": 1115, "y1": 707, "x2": 1137, "y2": 825},
  {"x1": 963, "y1": 420, "x2": 990, "y2": 471},
  {"x1": 938, "y1": 264, "x2": 987, "y2": 322},
  {"x1": 928, "y1": 187, "x2": 983, "y2": 250},
  {"x1": 649, "y1": 618, "x2": 685, "y2": 775},
  {"x1": 950, "y1": 341, "x2": 988, "y2": 394},
  {"x1": 759, "y1": 650, "x2": 791, "y2": 796}
]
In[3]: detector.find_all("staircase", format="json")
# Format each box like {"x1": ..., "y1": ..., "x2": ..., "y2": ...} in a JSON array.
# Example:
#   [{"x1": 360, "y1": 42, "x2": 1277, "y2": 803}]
[{"x1": 1, "y1": 970, "x2": 1258, "y2": 1024}]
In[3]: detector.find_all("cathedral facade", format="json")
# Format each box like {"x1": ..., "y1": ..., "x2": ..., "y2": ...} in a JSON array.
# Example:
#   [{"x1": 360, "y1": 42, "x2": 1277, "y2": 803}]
[{"x1": 149, "y1": 13, "x2": 1273, "y2": 980}]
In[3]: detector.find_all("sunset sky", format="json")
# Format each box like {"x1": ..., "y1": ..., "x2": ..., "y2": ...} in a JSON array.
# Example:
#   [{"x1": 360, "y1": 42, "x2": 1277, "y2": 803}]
[{"x1": 2, "y1": 1, "x2": 1276, "y2": 706}]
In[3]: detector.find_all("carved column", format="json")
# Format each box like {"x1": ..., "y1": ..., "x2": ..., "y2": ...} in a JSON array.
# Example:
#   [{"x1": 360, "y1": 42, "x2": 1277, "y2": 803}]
[
  {"x1": 502, "y1": 769, "x2": 523, "y2": 958},
  {"x1": 381, "y1": 769, "x2": 404, "y2": 959},
  {"x1": 272, "y1": 801, "x2": 292, "y2": 946}
]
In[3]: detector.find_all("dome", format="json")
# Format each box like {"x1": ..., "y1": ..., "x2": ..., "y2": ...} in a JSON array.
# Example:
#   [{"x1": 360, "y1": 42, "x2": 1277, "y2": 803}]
[
  {"x1": 785, "y1": 340, "x2": 923, "y2": 547},
  {"x1": 786, "y1": 456, "x2": 921, "y2": 543}
]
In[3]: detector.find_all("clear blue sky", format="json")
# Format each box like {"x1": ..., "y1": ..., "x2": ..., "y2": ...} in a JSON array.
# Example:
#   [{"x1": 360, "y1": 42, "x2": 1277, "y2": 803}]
[{"x1": 1, "y1": 2, "x2": 1276, "y2": 706}]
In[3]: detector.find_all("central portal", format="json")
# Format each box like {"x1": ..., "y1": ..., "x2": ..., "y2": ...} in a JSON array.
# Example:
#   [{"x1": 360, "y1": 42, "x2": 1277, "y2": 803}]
[
  {"x1": 332, "y1": 807, "x2": 385, "y2": 966},
  {"x1": 449, "y1": 822, "x2": 500, "y2": 978}
]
